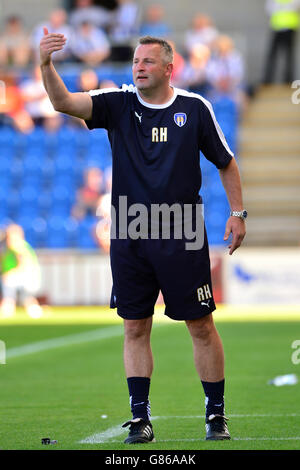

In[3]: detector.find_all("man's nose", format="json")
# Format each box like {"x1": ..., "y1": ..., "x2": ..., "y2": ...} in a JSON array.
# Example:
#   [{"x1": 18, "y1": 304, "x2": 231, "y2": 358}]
[{"x1": 136, "y1": 62, "x2": 145, "y2": 71}]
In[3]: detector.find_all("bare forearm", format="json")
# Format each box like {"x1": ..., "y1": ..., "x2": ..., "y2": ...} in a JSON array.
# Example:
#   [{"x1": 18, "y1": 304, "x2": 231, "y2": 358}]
[
  {"x1": 220, "y1": 158, "x2": 246, "y2": 255},
  {"x1": 219, "y1": 158, "x2": 244, "y2": 211},
  {"x1": 40, "y1": 62, "x2": 70, "y2": 112}
]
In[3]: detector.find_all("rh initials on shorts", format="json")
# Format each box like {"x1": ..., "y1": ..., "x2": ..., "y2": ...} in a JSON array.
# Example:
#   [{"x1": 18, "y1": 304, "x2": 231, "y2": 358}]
[{"x1": 197, "y1": 284, "x2": 212, "y2": 302}]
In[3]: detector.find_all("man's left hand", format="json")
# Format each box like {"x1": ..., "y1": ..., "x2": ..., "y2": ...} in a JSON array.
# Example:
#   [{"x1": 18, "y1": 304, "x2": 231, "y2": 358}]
[{"x1": 223, "y1": 216, "x2": 246, "y2": 255}]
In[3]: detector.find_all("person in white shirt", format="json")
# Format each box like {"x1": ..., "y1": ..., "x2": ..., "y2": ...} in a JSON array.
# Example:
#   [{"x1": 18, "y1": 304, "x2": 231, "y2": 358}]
[
  {"x1": 31, "y1": 9, "x2": 73, "y2": 63},
  {"x1": 69, "y1": 0, "x2": 112, "y2": 30},
  {"x1": 69, "y1": 21, "x2": 111, "y2": 66},
  {"x1": 185, "y1": 14, "x2": 219, "y2": 54}
]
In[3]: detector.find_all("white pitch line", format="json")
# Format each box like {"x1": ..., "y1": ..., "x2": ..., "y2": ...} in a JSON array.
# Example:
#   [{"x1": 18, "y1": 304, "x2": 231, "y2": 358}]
[
  {"x1": 80, "y1": 424, "x2": 126, "y2": 444},
  {"x1": 6, "y1": 323, "x2": 166, "y2": 360},
  {"x1": 103, "y1": 436, "x2": 300, "y2": 443},
  {"x1": 150, "y1": 414, "x2": 300, "y2": 419},
  {"x1": 79, "y1": 414, "x2": 300, "y2": 444},
  {"x1": 79, "y1": 416, "x2": 160, "y2": 444},
  {"x1": 5, "y1": 325, "x2": 124, "y2": 360}
]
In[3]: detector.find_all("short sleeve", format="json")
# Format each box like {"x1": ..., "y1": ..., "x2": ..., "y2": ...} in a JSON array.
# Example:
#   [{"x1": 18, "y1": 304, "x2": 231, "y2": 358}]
[
  {"x1": 85, "y1": 88, "x2": 124, "y2": 131},
  {"x1": 199, "y1": 98, "x2": 233, "y2": 169}
]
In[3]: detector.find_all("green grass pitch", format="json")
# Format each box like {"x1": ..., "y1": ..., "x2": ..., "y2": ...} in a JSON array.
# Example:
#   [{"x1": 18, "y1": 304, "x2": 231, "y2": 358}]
[{"x1": 0, "y1": 305, "x2": 300, "y2": 450}]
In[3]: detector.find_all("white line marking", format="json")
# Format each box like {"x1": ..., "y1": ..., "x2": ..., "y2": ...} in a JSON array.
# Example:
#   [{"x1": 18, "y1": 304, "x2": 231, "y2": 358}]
[
  {"x1": 103, "y1": 436, "x2": 300, "y2": 443},
  {"x1": 80, "y1": 424, "x2": 125, "y2": 444},
  {"x1": 6, "y1": 325, "x2": 124, "y2": 360},
  {"x1": 79, "y1": 414, "x2": 300, "y2": 444},
  {"x1": 79, "y1": 416, "x2": 160, "y2": 444},
  {"x1": 233, "y1": 437, "x2": 300, "y2": 441}
]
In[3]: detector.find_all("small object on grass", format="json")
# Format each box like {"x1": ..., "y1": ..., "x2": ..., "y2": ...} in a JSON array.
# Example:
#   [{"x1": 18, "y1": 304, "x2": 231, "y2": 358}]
[
  {"x1": 41, "y1": 437, "x2": 58, "y2": 445},
  {"x1": 268, "y1": 374, "x2": 298, "y2": 386}
]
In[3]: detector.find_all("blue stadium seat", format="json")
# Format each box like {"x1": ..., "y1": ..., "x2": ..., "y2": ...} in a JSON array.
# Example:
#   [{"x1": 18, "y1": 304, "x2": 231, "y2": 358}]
[
  {"x1": 38, "y1": 190, "x2": 52, "y2": 215},
  {"x1": 61, "y1": 72, "x2": 80, "y2": 93},
  {"x1": 65, "y1": 217, "x2": 79, "y2": 247},
  {"x1": 44, "y1": 130, "x2": 58, "y2": 156},
  {"x1": 88, "y1": 129, "x2": 111, "y2": 153},
  {"x1": 96, "y1": 64, "x2": 132, "y2": 86},
  {"x1": 16, "y1": 215, "x2": 34, "y2": 241},
  {"x1": 0, "y1": 146, "x2": 15, "y2": 160},
  {"x1": 22, "y1": 153, "x2": 43, "y2": 186},
  {"x1": 0, "y1": 187, "x2": 8, "y2": 218},
  {"x1": 206, "y1": 226, "x2": 225, "y2": 246},
  {"x1": 0, "y1": 146, "x2": 14, "y2": 166},
  {"x1": 10, "y1": 158, "x2": 24, "y2": 185},
  {"x1": 73, "y1": 128, "x2": 90, "y2": 154},
  {"x1": 50, "y1": 185, "x2": 74, "y2": 217},
  {"x1": 0, "y1": 127, "x2": 17, "y2": 152},
  {"x1": 6, "y1": 190, "x2": 20, "y2": 219},
  {"x1": 54, "y1": 152, "x2": 75, "y2": 176},
  {"x1": 55, "y1": 126, "x2": 78, "y2": 153},
  {"x1": 19, "y1": 186, "x2": 39, "y2": 218},
  {"x1": 20, "y1": 127, "x2": 47, "y2": 154},
  {"x1": 55, "y1": 172, "x2": 76, "y2": 189},
  {"x1": 41, "y1": 158, "x2": 55, "y2": 186},
  {"x1": 0, "y1": 216, "x2": 12, "y2": 228},
  {"x1": 85, "y1": 152, "x2": 105, "y2": 170},
  {"x1": 46, "y1": 216, "x2": 68, "y2": 248},
  {"x1": 0, "y1": 205, "x2": 7, "y2": 219},
  {"x1": 205, "y1": 210, "x2": 227, "y2": 246},
  {"x1": 78, "y1": 216, "x2": 98, "y2": 249},
  {"x1": 31, "y1": 217, "x2": 48, "y2": 248},
  {"x1": 74, "y1": 158, "x2": 85, "y2": 187}
]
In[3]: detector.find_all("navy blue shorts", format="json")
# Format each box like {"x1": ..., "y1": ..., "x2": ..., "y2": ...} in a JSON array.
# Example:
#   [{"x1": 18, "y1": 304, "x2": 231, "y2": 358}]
[{"x1": 109, "y1": 231, "x2": 216, "y2": 321}]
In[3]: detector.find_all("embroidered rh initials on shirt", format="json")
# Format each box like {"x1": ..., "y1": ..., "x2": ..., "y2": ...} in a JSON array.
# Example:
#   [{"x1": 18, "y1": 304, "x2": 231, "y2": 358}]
[{"x1": 152, "y1": 127, "x2": 168, "y2": 142}]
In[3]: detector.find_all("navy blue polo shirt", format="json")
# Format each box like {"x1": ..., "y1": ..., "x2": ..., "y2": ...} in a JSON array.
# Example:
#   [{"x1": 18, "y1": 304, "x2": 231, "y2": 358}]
[{"x1": 85, "y1": 84, "x2": 233, "y2": 212}]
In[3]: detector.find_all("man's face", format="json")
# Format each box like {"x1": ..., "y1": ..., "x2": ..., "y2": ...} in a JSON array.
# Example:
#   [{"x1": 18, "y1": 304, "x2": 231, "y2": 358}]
[{"x1": 132, "y1": 44, "x2": 171, "y2": 92}]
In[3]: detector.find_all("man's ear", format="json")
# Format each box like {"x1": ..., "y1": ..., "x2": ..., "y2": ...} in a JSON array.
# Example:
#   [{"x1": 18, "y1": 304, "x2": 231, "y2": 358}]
[{"x1": 166, "y1": 62, "x2": 174, "y2": 77}]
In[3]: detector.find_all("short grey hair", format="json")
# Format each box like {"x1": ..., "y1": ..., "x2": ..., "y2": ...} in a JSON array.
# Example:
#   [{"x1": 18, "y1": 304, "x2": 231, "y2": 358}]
[{"x1": 137, "y1": 36, "x2": 173, "y2": 64}]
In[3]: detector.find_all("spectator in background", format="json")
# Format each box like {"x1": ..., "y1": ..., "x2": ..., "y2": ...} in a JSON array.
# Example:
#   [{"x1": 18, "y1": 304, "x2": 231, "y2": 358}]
[
  {"x1": 95, "y1": 192, "x2": 111, "y2": 253},
  {"x1": 69, "y1": 0, "x2": 112, "y2": 31},
  {"x1": 185, "y1": 14, "x2": 219, "y2": 54},
  {"x1": 70, "y1": 72, "x2": 118, "y2": 128},
  {"x1": 20, "y1": 65, "x2": 62, "y2": 130},
  {"x1": 263, "y1": 0, "x2": 300, "y2": 83},
  {"x1": 78, "y1": 69, "x2": 118, "y2": 92},
  {"x1": 79, "y1": 68, "x2": 100, "y2": 92},
  {"x1": 0, "y1": 224, "x2": 43, "y2": 319},
  {"x1": 69, "y1": 21, "x2": 111, "y2": 66},
  {"x1": 0, "y1": 73, "x2": 34, "y2": 133},
  {"x1": 72, "y1": 167, "x2": 105, "y2": 220},
  {"x1": 206, "y1": 35, "x2": 245, "y2": 104},
  {"x1": 98, "y1": 79, "x2": 119, "y2": 89},
  {"x1": 140, "y1": 4, "x2": 171, "y2": 38},
  {"x1": 0, "y1": 15, "x2": 31, "y2": 68},
  {"x1": 31, "y1": 9, "x2": 73, "y2": 63},
  {"x1": 95, "y1": 166, "x2": 112, "y2": 253},
  {"x1": 174, "y1": 43, "x2": 210, "y2": 95},
  {"x1": 109, "y1": 0, "x2": 140, "y2": 61},
  {"x1": 68, "y1": 68, "x2": 100, "y2": 127},
  {"x1": 104, "y1": 166, "x2": 112, "y2": 194},
  {"x1": 169, "y1": 40, "x2": 186, "y2": 87}
]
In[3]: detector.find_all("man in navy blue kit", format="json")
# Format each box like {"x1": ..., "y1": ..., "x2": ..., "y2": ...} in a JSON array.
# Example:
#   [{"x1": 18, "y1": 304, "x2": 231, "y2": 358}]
[{"x1": 40, "y1": 30, "x2": 246, "y2": 443}]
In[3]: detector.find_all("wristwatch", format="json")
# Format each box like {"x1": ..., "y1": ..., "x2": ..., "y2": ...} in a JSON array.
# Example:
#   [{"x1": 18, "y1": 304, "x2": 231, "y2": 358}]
[{"x1": 230, "y1": 210, "x2": 248, "y2": 220}]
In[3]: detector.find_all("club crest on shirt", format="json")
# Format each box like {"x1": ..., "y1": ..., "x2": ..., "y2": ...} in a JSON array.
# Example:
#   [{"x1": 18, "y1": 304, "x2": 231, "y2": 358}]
[{"x1": 174, "y1": 112, "x2": 187, "y2": 127}]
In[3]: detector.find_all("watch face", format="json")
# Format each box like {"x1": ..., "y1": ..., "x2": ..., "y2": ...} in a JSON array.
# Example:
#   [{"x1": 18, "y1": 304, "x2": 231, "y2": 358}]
[{"x1": 242, "y1": 210, "x2": 248, "y2": 219}]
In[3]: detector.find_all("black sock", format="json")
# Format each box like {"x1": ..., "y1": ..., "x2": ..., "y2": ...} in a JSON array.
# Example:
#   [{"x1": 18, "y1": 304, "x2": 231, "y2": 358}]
[
  {"x1": 201, "y1": 379, "x2": 225, "y2": 419},
  {"x1": 127, "y1": 377, "x2": 151, "y2": 422}
]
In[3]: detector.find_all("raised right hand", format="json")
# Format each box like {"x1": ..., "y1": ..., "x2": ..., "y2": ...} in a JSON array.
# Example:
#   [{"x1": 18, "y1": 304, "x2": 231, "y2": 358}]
[{"x1": 40, "y1": 27, "x2": 67, "y2": 66}]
